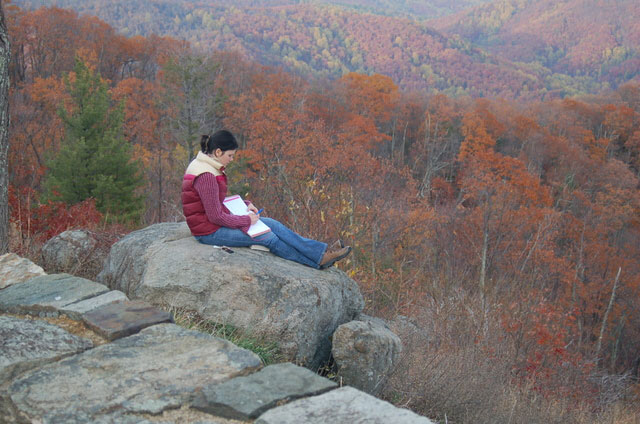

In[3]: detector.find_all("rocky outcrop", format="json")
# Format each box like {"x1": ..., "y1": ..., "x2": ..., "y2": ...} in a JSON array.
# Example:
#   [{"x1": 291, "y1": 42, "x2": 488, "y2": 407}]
[
  {"x1": 0, "y1": 263, "x2": 434, "y2": 423},
  {"x1": 98, "y1": 222, "x2": 364, "y2": 369},
  {"x1": 0, "y1": 253, "x2": 45, "y2": 289},
  {"x1": 5, "y1": 324, "x2": 262, "y2": 423},
  {"x1": 332, "y1": 314, "x2": 403, "y2": 395}
]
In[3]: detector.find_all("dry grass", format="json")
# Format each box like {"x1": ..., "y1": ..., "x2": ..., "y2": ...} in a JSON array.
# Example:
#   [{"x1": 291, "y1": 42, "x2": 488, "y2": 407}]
[
  {"x1": 169, "y1": 307, "x2": 282, "y2": 365},
  {"x1": 384, "y1": 337, "x2": 640, "y2": 423},
  {"x1": 381, "y1": 299, "x2": 640, "y2": 424}
]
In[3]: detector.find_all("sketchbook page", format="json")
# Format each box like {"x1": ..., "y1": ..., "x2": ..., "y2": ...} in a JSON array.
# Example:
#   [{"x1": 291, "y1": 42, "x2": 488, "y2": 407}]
[
  {"x1": 223, "y1": 195, "x2": 272, "y2": 238},
  {"x1": 246, "y1": 220, "x2": 271, "y2": 237},
  {"x1": 223, "y1": 195, "x2": 249, "y2": 215}
]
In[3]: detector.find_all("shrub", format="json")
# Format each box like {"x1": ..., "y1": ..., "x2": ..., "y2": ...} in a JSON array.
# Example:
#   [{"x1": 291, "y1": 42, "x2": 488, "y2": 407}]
[
  {"x1": 382, "y1": 293, "x2": 640, "y2": 423},
  {"x1": 8, "y1": 185, "x2": 103, "y2": 255}
]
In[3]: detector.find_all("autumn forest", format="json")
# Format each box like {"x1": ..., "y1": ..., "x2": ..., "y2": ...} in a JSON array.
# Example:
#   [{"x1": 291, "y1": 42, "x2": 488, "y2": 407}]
[{"x1": 4, "y1": 1, "x2": 640, "y2": 422}]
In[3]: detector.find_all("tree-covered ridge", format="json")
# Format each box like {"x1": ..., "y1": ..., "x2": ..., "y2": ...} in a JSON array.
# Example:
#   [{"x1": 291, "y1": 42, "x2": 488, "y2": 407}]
[
  {"x1": 194, "y1": 4, "x2": 549, "y2": 98},
  {"x1": 15, "y1": 0, "x2": 494, "y2": 21},
  {"x1": 13, "y1": 0, "x2": 631, "y2": 99},
  {"x1": 229, "y1": 0, "x2": 494, "y2": 19},
  {"x1": 432, "y1": 0, "x2": 640, "y2": 90}
]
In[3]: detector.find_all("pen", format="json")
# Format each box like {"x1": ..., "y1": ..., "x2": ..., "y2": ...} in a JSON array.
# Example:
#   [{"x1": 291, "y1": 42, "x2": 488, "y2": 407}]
[{"x1": 257, "y1": 208, "x2": 264, "y2": 215}]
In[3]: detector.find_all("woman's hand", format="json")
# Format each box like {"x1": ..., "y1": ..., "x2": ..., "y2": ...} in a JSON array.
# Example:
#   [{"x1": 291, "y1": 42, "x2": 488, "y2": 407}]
[
  {"x1": 248, "y1": 213, "x2": 260, "y2": 225},
  {"x1": 247, "y1": 202, "x2": 259, "y2": 214}
]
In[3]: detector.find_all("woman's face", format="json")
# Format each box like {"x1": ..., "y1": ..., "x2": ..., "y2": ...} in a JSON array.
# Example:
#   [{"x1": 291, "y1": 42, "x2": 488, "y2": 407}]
[{"x1": 213, "y1": 149, "x2": 236, "y2": 167}]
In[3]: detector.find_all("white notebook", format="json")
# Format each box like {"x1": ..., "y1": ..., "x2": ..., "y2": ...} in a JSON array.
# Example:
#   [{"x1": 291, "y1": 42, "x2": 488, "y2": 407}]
[{"x1": 223, "y1": 195, "x2": 272, "y2": 237}]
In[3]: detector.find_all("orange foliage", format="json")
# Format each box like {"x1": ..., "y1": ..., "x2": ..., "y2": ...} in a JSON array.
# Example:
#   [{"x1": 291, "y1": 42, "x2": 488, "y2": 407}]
[
  {"x1": 111, "y1": 77, "x2": 160, "y2": 149},
  {"x1": 6, "y1": 5, "x2": 640, "y2": 408}
]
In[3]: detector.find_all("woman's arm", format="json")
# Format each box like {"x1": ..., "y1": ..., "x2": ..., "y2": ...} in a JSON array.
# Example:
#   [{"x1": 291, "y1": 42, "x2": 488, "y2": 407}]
[{"x1": 193, "y1": 173, "x2": 251, "y2": 231}]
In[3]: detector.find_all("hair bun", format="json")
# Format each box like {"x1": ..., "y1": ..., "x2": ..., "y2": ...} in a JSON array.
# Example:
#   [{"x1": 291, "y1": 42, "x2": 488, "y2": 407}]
[{"x1": 200, "y1": 130, "x2": 238, "y2": 154}]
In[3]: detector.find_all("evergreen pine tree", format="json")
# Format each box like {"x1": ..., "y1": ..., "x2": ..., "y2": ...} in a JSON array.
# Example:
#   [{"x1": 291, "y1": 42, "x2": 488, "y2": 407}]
[{"x1": 44, "y1": 58, "x2": 143, "y2": 220}]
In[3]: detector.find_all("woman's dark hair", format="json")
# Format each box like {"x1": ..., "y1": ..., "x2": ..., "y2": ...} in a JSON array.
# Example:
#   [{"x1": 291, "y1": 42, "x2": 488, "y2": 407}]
[{"x1": 200, "y1": 130, "x2": 239, "y2": 154}]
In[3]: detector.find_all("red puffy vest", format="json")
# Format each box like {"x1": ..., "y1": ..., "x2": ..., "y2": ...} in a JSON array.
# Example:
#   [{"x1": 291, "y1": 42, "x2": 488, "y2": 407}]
[{"x1": 181, "y1": 172, "x2": 229, "y2": 236}]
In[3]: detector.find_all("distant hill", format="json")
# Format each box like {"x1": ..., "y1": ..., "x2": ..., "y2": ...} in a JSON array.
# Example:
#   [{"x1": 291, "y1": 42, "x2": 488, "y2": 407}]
[
  {"x1": 228, "y1": 0, "x2": 495, "y2": 19},
  {"x1": 11, "y1": 0, "x2": 639, "y2": 98},
  {"x1": 431, "y1": 0, "x2": 640, "y2": 90},
  {"x1": 15, "y1": 0, "x2": 494, "y2": 21}
]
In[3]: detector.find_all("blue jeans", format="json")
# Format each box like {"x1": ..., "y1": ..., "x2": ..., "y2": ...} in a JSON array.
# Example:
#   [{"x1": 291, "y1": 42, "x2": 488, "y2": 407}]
[{"x1": 195, "y1": 217, "x2": 327, "y2": 269}]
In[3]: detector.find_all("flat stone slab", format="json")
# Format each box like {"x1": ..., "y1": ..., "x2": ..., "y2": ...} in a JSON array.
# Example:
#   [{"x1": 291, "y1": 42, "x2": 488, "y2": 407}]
[
  {"x1": 61, "y1": 290, "x2": 128, "y2": 318},
  {"x1": 81, "y1": 299, "x2": 173, "y2": 341},
  {"x1": 85, "y1": 406, "x2": 249, "y2": 424},
  {"x1": 7, "y1": 323, "x2": 263, "y2": 423},
  {"x1": 0, "y1": 253, "x2": 46, "y2": 289},
  {"x1": 0, "y1": 273, "x2": 110, "y2": 315},
  {"x1": 255, "y1": 386, "x2": 434, "y2": 424},
  {"x1": 0, "y1": 316, "x2": 93, "y2": 385},
  {"x1": 193, "y1": 362, "x2": 338, "y2": 419}
]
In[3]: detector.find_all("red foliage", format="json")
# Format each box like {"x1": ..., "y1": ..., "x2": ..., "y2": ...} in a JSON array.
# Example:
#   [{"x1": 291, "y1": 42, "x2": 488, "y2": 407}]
[{"x1": 9, "y1": 185, "x2": 103, "y2": 245}]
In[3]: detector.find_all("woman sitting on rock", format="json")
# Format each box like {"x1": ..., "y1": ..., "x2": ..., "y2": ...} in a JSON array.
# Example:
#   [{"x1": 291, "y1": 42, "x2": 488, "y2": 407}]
[{"x1": 181, "y1": 129, "x2": 352, "y2": 269}]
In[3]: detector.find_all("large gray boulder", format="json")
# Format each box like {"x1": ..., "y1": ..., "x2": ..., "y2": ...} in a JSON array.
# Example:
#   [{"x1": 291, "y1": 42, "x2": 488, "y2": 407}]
[
  {"x1": 98, "y1": 222, "x2": 364, "y2": 369},
  {"x1": 332, "y1": 314, "x2": 402, "y2": 395},
  {"x1": 0, "y1": 253, "x2": 45, "y2": 289},
  {"x1": 41, "y1": 229, "x2": 108, "y2": 277}
]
